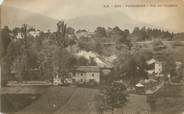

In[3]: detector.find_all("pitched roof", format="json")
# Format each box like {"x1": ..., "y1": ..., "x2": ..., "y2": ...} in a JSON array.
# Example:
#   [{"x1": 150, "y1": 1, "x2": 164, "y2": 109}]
[
  {"x1": 75, "y1": 66, "x2": 100, "y2": 72},
  {"x1": 136, "y1": 83, "x2": 144, "y2": 87},
  {"x1": 146, "y1": 58, "x2": 156, "y2": 65}
]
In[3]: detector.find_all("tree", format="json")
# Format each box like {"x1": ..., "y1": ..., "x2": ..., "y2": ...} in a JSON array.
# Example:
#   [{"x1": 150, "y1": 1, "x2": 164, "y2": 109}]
[
  {"x1": 95, "y1": 27, "x2": 107, "y2": 38},
  {"x1": 56, "y1": 21, "x2": 67, "y2": 47},
  {"x1": 89, "y1": 57, "x2": 97, "y2": 66},
  {"x1": 175, "y1": 63, "x2": 184, "y2": 82},
  {"x1": 110, "y1": 26, "x2": 123, "y2": 42},
  {"x1": 132, "y1": 27, "x2": 173, "y2": 41},
  {"x1": 12, "y1": 27, "x2": 21, "y2": 36},
  {"x1": 95, "y1": 93, "x2": 107, "y2": 114},
  {"x1": 110, "y1": 27, "x2": 132, "y2": 50},
  {"x1": 132, "y1": 26, "x2": 148, "y2": 41},
  {"x1": 153, "y1": 41, "x2": 177, "y2": 80},
  {"x1": 1, "y1": 26, "x2": 11, "y2": 56},
  {"x1": 95, "y1": 42, "x2": 103, "y2": 54},
  {"x1": 114, "y1": 44, "x2": 151, "y2": 86},
  {"x1": 66, "y1": 27, "x2": 75, "y2": 34},
  {"x1": 65, "y1": 34, "x2": 77, "y2": 46},
  {"x1": 76, "y1": 29, "x2": 87, "y2": 34},
  {"x1": 37, "y1": 38, "x2": 57, "y2": 81},
  {"x1": 2, "y1": 25, "x2": 33, "y2": 82},
  {"x1": 132, "y1": 27, "x2": 140, "y2": 35},
  {"x1": 152, "y1": 39, "x2": 166, "y2": 51},
  {"x1": 78, "y1": 36, "x2": 96, "y2": 51},
  {"x1": 96, "y1": 82, "x2": 128, "y2": 114},
  {"x1": 54, "y1": 47, "x2": 75, "y2": 83},
  {"x1": 154, "y1": 48, "x2": 176, "y2": 80},
  {"x1": 77, "y1": 56, "x2": 89, "y2": 66}
]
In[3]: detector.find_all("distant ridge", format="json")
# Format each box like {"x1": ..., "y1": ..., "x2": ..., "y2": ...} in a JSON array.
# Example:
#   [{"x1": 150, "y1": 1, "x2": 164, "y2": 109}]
[
  {"x1": 1, "y1": 6, "x2": 58, "y2": 31},
  {"x1": 66, "y1": 11, "x2": 150, "y2": 31},
  {"x1": 1, "y1": 6, "x2": 150, "y2": 31},
  {"x1": 1, "y1": 5, "x2": 177, "y2": 33}
]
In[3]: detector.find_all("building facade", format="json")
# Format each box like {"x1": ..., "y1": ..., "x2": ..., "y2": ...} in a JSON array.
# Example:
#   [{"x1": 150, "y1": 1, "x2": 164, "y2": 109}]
[
  {"x1": 71, "y1": 66, "x2": 100, "y2": 84},
  {"x1": 147, "y1": 58, "x2": 163, "y2": 76},
  {"x1": 154, "y1": 61, "x2": 163, "y2": 74}
]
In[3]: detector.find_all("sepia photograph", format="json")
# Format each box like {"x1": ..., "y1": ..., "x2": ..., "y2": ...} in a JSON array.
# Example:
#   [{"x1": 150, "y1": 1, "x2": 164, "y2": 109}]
[{"x1": 0, "y1": 0, "x2": 184, "y2": 114}]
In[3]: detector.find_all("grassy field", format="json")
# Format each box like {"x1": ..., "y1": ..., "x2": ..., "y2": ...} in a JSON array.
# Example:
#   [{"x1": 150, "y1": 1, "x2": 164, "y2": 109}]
[
  {"x1": 0, "y1": 86, "x2": 49, "y2": 112},
  {"x1": 155, "y1": 97, "x2": 184, "y2": 114},
  {"x1": 19, "y1": 87, "x2": 150, "y2": 114},
  {"x1": 138, "y1": 41, "x2": 184, "y2": 61},
  {"x1": 0, "y1": 86, "x2": 48, "y2": 94},
  {"x1": 21, "y1": 86, "x2": 77, "y2": 112},
  {"x1": 1, "y1": 86, "x2": 184, "y2": 114},
  {"x1": 55, "y1": 88, "x2": 99, "y2": 114},
  {"x1": 1, "y1": 94, "x2": 41, "y2": 112},
  {"x1": 153, "y1": 85, "x2": 184, "y2": 114}
]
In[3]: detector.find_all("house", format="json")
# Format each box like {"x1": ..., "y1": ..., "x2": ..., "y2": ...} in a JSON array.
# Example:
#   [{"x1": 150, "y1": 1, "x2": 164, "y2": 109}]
[
  {"x1": 146, "y1": 58, "x2": 163, "y2": 77},
  {"x1": 16, "y1": 32, "x2": 23, "y2": 39},
  {"x1": 71, "y1": 66, "x2": 100, "y2": 84},
  {"x1": 53, "y1": 75, "x2": 62, "y2": 86},
  {"x1": 52, "y1": 66, "x2": 110, "y2": 86},
  {"x1": 147, "y1": 59, "x2": 184, "y2": 75},
  {"x1": 76, "y1": 30, "x2": 95, "y2": 39},
  {"x1": 154, "y1": 61, "x2": 162, "y2": 74},
  {"x1": 101, "y1": 66, "x2": 113, "y2": 75},
  {"x1": 28, "y1": 30, "x2": 40, "y2": 38}
]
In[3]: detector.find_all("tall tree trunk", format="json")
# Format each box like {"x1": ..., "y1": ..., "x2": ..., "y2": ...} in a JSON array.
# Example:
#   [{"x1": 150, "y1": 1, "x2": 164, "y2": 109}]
[{"x1": 112, "y1": 109, "x2": 114, "y2": 114}]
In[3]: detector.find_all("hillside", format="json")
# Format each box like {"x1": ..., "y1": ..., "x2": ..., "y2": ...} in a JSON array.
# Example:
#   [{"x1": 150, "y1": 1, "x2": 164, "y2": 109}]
[
  {"x1": 20, "y1": 87, "x2": 99, "y2": 113},
  {"x1": 66, "y1": 11, "x2": 150, "y2": 31},
  {"x1": 1, "y1": 6, "x2": 58, "y2": 31},
  {"x1": 1, "y1": 6, "x2": 151, "y2": 32},
  {"x1": 22, "y1": 86, "x2": 183, "y2": 114},
  {"x1": 137, "y1": 41, "x2": 184, "y2": 61},
  {"x1": 67, "y1": 40, "x2": 184, "y2": 67}
]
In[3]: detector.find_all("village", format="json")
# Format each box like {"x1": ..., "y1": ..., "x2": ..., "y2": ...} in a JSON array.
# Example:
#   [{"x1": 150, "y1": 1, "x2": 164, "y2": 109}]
[
  {"x1": 1, "y1": 0, "x2": 184, "y2": 113},
  {"x1": 2, "y1": 57, "x2": 182, "y2": 89},
  {"x1": 1, "y1": 5, "x2": 184, "y2": 113}
]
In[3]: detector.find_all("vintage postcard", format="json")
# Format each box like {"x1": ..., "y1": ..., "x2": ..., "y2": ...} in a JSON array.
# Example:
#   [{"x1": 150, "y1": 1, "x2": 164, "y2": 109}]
[{"x1": 0, "y1": 0, "x2": 184, "y2": 114}]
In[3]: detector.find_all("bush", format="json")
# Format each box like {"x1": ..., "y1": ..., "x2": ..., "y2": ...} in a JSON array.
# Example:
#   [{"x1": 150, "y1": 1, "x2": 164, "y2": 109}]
[{"x1": 86, "y1": 79, "x2": 98, "y2": 86}]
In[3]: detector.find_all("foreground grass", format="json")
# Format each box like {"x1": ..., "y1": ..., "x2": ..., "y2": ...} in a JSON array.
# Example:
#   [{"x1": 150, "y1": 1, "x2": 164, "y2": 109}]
[
  {"x1": 21, "y1": 86, "x2": 77, "y2": 112},
  {"x1": 1, "y1": 86, "x2": 184, "y2": 114}
]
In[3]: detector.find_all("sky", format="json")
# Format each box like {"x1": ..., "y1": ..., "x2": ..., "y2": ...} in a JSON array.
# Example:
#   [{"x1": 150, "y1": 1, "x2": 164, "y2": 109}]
[
  {"x1": 1, "y1": 0, "x2": 184, "y2": 32},
  {"x1": 0, "y1": 0, "x2": 3, "y2": 5}
]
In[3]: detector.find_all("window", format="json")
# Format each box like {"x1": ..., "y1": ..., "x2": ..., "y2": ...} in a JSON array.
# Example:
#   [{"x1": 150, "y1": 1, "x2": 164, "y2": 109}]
[
  {"x1": 81, "y1": 73, "x2": 83, "y2": 76},
  {"x1": 92, "y1": 73, "x2": 94, "y2": 77}
]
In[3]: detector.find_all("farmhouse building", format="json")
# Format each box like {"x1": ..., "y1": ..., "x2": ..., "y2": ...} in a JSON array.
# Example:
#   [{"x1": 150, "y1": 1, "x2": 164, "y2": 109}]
[
  {"x1": 147, "y1": 58, "x2": 163, "y2": 76},
  {"x1": 71, "y1": 66, "x2": 100, "y2": 84}
]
